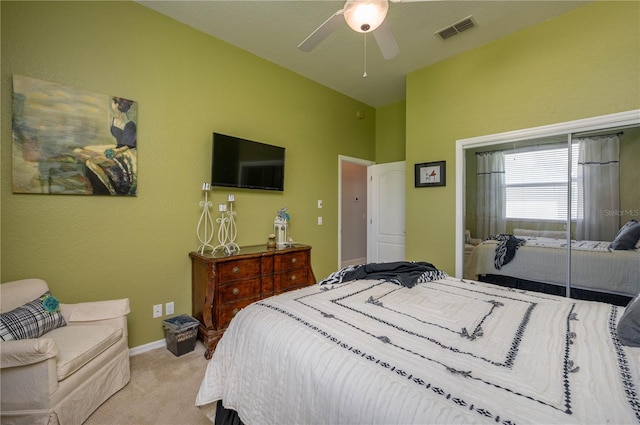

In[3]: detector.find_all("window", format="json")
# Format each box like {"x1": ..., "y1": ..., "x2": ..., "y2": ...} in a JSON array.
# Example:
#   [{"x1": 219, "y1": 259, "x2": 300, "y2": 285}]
[{"x1": 504, "y1": 143, "x2": 579, "y2": 221}]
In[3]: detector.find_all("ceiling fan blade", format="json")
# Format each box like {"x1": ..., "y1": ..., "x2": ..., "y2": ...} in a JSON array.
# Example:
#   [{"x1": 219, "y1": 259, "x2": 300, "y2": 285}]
[
  {"x1": 298, "y1": 10, "x2": 345, "y2": 52},
  {"x1": 373, "y1": 20, "x2": 399, "y2": 59}
]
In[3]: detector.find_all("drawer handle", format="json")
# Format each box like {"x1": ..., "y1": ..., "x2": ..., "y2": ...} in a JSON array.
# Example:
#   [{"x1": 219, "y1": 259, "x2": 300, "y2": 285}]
[
  {"x1": 232, "y1": 266, "x2": 240, "y2": 274},
  {"x1": 290, "y1": 275, "x2": 297, "y2": 281},
  {"x1": 232, "y1": 287, "x2": 240, "y2": 295},
  {"x1": 291, "y1": 258, "x2": 297, "y2": 264},
  {"x1": 232, "y1": 308, "x2": 240, "y2": 315}
]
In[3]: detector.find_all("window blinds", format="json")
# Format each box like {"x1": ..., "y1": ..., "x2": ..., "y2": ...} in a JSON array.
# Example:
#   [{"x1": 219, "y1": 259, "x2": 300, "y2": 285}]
[{"x1": 504, "y1": 144, "x2": 579, "y2": 221}]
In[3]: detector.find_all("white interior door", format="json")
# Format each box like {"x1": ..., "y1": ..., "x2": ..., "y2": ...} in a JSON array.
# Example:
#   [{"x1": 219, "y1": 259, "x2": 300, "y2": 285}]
[{"x1": 367, "y1": 161, "x2": 406, "y2": 262}]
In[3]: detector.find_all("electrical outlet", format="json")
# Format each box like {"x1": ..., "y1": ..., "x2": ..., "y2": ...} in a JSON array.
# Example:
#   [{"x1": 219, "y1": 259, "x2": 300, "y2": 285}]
[
  {"x1": 165, "y1": 301, "x2": 174, "y2": 315},
  {"x1": 153, "y1": 304, "x2": 162, "y2": 318}
]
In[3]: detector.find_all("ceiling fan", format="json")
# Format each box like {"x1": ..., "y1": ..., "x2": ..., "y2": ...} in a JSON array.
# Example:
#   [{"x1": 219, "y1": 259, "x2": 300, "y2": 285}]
[{"x1": 297, "y1": 0, "x2": 415, "y2": 61}]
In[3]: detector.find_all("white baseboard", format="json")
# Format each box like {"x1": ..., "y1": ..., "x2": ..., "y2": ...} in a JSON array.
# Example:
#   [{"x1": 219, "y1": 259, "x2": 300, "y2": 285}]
[
  {"x1": 129, "y1": 339, "x2": 166, "y2": 356},
  {"x1": 341, "y1": 257, "x2": 366, "y2": 268}
]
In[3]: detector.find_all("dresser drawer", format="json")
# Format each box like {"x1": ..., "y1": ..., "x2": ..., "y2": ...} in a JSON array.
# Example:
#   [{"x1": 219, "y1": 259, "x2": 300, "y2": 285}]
[
  {"x1": 275, "y1": 268, "x2": 309, "y2": 292},
  {"x1": 261, "y1": 255, "x2": 274, "y2": 274},
  {"x1": 218, "y1": 298, "x2": 258, "y2": 329},
  {"x1": 275, "y1": 251, "x2": 308, "y2": 272},
  {"x1": 261, "y1": 275, "x2": 274, "y2": 296},
  {"x1": 190, "y1": 245, "x2": 314, "y2": 359},
  {"x1": 216, "y1": 258, "x2": 261, "y2": 281},
  {"x1": 218, "y1": 278, "x2": 261, "y2": 304}
]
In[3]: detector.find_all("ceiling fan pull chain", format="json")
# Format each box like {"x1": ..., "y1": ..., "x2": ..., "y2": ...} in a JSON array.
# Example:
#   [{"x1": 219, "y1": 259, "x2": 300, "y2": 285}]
[{"x1": 363, "y1": 32, "x2": 368, "y2": 78}]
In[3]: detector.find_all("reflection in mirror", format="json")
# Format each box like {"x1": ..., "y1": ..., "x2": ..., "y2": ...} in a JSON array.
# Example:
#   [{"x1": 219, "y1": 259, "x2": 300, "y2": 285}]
[
  {"x1": 570, "y1": 126, "x2": 640, "y2": 303},
  {"x1": 462, "y1": 123, "x2": 639, "y2": 306}
]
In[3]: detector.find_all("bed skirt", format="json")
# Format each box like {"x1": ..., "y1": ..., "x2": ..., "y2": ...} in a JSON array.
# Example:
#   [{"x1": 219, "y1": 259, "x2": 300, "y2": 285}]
[
  {"x1": 214, "y1": 401, "x2": 244, "y2": 425},
  {"x1": 478, "y1": 274, "x2": 632, "y2": 306}
]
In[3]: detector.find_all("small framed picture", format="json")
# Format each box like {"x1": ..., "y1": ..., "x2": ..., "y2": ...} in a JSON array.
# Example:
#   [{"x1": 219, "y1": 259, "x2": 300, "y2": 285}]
[{"x1": 415, "y1": 161, "x2": 446, "y2": 187}]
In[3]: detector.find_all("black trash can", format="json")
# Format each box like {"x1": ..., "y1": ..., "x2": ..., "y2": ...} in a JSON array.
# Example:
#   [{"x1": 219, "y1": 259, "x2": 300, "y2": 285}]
[{"x1": 162, "y1": 314, "x2": 200, "y2": 357}]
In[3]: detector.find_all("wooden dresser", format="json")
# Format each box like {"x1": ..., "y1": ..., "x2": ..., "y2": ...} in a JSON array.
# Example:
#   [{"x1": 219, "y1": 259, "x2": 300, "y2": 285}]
[{"x1": 190, "y1": 244, "x2": 315, "y2": 358}]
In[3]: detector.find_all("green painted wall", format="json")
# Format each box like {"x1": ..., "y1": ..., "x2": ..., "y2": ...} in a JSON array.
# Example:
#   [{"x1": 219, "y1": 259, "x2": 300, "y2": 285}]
[
  {"x1": 3, "y1": 1, "x2": 639, "y2": 349},
  {"x1": 405, "y1": 1, "x2": 640, "y2": 274},
  {"x1": 375, "y1": 100, "x2": 406, "y2": 163},
  {"x1": 1, "y1": 1, "x2": 375, "y2": 347}
]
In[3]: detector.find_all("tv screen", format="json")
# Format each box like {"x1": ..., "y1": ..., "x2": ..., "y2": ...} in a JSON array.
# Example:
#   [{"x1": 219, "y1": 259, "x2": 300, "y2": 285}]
[{"x1": 211, "y1": 132, "x2": 285, "y2": 191}]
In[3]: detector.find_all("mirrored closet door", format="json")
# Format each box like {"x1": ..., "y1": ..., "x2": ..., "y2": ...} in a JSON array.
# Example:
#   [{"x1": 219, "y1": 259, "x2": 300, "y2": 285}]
[
  {"x1": 458, "y1": 110, "x2": 640, "y2": 306},
  {"x1": 568, "y1": 126, "x2": 640, "y2": 304}
]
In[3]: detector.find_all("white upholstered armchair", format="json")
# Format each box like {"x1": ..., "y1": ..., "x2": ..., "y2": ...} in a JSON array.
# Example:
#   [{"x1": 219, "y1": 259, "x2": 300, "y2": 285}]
[{"x1": 0, "y1": 278, "x2": 130, "y2": 425}]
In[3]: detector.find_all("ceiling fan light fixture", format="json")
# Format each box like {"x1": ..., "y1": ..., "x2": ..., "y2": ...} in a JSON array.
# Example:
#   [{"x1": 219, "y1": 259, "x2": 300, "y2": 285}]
[{"x1": 343, "y1": 0, "x2": 389, "y2": 33}]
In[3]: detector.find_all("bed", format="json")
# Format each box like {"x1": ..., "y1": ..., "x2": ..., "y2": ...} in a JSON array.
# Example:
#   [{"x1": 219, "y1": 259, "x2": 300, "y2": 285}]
[
  {"x1": 195, "y1": 266, "x2": 640, "y2": 424},
  {"x1": 465, "y1": 235, "x2": 640, "y2": 299}
]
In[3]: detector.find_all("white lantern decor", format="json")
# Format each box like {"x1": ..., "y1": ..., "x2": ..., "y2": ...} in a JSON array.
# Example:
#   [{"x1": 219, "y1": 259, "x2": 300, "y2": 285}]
[{"x1": 274, "y1": 207, "x2": 290, "y2": 247}]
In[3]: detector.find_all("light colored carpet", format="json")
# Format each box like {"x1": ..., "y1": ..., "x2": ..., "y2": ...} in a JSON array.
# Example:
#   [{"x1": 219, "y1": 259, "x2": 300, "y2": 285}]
[{"x1": 84, "y1": 341, "x2": 212, "y2": 425}]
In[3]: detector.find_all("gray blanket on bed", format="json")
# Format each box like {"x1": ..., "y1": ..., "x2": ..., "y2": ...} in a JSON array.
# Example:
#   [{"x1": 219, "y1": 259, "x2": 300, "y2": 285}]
[{"x1": 320, "y1": 261, "x2": 447, "y2": 288}]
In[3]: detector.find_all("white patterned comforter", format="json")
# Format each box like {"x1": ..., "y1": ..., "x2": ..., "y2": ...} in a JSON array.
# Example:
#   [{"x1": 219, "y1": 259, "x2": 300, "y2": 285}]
[
  {"x1": 467, "y1": 237, "x2": 640, "y2": 296},
  {"x1": 196, "y1": 277, "x2": 640, "y2": 424}
]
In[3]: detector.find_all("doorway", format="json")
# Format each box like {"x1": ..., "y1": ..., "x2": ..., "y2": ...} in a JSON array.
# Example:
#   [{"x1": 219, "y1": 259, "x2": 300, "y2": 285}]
[
  {"x1": 338, "y1": 156, "x2": 373, "y2": 268},
  {"x1": 338, "y1": 156, "x2": 406, "y2": 269}
]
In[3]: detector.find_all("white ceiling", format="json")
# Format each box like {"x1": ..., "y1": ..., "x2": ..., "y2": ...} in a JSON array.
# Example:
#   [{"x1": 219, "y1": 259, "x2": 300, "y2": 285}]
[{"x1": 137, "y1": 0, "x2": 590, "y2": 108}]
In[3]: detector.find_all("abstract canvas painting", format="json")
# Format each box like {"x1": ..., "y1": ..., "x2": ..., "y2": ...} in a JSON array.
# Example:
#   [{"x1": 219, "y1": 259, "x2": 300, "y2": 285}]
[{"x1": 12, "y1": 75, "x2": 138, "y2": 195}]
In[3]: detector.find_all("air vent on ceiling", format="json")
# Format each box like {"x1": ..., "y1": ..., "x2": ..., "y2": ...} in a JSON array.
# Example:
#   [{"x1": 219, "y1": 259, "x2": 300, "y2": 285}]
[{"x1": 436, "y1": 16, "x2": 476, "y2": 40}]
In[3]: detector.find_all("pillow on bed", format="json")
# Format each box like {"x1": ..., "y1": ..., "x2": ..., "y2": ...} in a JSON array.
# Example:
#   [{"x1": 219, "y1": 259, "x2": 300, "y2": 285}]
[
  {"x1": 617, "y1": 293, "x2": 640, "y2": 347},
  {"x1": 609, "y1": 219, "x2": 640, "y2": 251},
  {"x1": 618, "y1": 294, "x2": 640, "y2": 346},
  {"x1": 0, "y1": 291, "x2": 66, "y2": 341}
]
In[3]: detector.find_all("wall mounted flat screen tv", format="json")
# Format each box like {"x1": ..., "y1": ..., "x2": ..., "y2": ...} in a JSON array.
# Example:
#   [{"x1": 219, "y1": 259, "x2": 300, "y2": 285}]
[{"x1": 211, "y1": 132, "x2": 285, "y2": 191}]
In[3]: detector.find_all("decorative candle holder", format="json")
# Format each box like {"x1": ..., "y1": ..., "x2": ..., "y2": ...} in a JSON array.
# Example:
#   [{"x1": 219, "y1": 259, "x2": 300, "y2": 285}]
[
  {"x1": 213, "y1": 194, "x2": 240, "y2": 255},
  {"x1": 225, "y1": 194, "x2": 240, "y2": 254},
  {"x1": 213, "y1": 203, "x2": 228, "y2": 254},
  {"x1": 196, "y1": 183, "x2": 215, "y2": 254}
]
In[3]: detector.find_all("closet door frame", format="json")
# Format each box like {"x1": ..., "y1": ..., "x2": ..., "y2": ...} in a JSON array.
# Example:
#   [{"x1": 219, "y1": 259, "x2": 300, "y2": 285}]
[{"x1": 455, "y1": 109, "x2": 640, "y2": 287}]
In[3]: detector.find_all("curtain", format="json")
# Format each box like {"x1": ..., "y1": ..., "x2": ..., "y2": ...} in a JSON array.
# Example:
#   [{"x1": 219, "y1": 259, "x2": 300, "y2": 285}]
[
  {"x1": 476, "y1": 151, "x2": 506, "y2": 239},
  {"x1": 576, "y1": 134, "x2": 620, "y2": 241}
]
